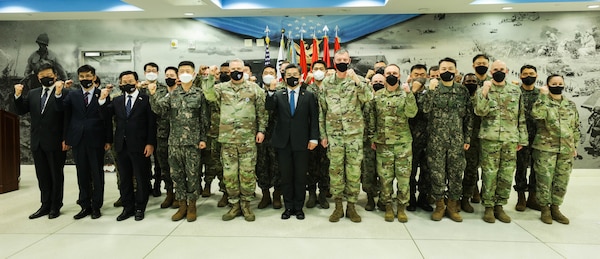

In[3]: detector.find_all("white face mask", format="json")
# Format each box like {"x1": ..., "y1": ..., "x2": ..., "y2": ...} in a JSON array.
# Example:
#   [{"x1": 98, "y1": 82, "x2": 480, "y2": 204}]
[
  {"x1": 145, "y1": 72, "x2": 158, "y2": 81},
  {"x1": 313, "y1": 70, "x2": 325, "y2": 81},
  {"x1": 243, "y1": 73, "x2": 250, "y2": 81},
  {"x1": 262, "y1": 74, "x2": 275, "y2": 85},
  {"x1": 179, "y1": 73, "x2": 194, "y2": 83}
]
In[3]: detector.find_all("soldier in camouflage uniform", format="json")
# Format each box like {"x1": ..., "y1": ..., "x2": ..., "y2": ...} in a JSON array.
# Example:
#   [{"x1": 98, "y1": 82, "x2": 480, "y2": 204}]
[
  {"x1": 368, "y1": 64, "x2": 417, "y2": 222},
  {"x1": 305, "y1": 60, "x2": 331, "y2": 209},
  {"x1": 514, "y1": 65, "x2": 541, "y2": 212},
  {"x1": 532, "y1": 74, "x2": 580, "y2": 225},
  {"x1": 319, "y1": 49, "x2": 374, "y2": 223},
  {"x1": 140, "y1": 62, "x2": 163, "y2": 197},
  {"x1": 203, "y1": 58, "x2": 268, "y2": 222},
  {"x1": 461, "y1": 73, "x2": 480, "y2": 213},
  {"x1": 361, "y1": 73, "x2": 383, "y2": 211},
  {"x1": 149, "y1": 61, "x2": 208, "y2": 222},
  {"x1": 423, "y1": 58, "x2": 473, "y2": 222},
  {"x1": 475, "y1": 60, "x2": 528, "y2": 224}
]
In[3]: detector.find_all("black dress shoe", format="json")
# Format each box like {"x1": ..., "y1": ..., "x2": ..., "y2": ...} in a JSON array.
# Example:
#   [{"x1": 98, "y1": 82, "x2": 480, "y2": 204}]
[
  {"x1": 296, "y1": 210, "x2": 305, "y2": 220},
  {"x1": 48, "y1": 210, "x2": 60, "y2": 219},
  {"x1": 116, "y1": 210, "x2": 134, "y2": 221},
  {"x1": 91, "y1": 209, "x2": 102, "y2": 219},
  {"x1": 281, "y1": 209, "x2": 295, "y2": 220},
  {"x1": 73, "y1": 208, "x2": 92, "y2": 220},
  {"x1": 134, "y1": 210, "x2": 144, "y2": 221},
  {"x1": 29, "y1": 208, "x2": 50, "y2": 219},
  {"x1": 152, "y1": 183, "x2": 161, "y2": 197},
  {"x1": 418, "y1": 201, "x2": 434, "y2": 212},
  {"x1": 406, "y1": 203, "x2": 417, "y2": 212}
]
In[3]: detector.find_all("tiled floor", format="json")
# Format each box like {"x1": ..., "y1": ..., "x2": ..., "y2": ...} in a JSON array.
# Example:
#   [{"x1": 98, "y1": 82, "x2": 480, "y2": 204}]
[{"x1": 1, "y1": 165, "x2": 599, "y2": 259}]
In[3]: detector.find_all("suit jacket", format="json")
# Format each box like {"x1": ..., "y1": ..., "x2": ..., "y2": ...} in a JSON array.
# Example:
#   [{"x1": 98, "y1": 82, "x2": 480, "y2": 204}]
[
  {"x1": 56, "y1": 88, "x2": 112, "y2": 148},
  {"x1": 266, "y1": 87, "x2": 319, "y2": 151},
  {"x1": 105, "y1": 93, "x2": 157, "y2": 153},
  {"x1": 14, "y1": 87, "x2": 66, "y2": 151}
]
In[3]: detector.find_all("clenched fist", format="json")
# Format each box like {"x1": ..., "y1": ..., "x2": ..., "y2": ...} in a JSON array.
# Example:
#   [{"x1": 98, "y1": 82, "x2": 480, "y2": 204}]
[
  {"x1": 14, "y1": 84, "x2": 23, "y2": 97},
  {"x1": 429, "y1": 79, "x2": 439, "y2": 91},
  {"x1": 482, "y1": 81, "x2": 492, "y2": 97}
]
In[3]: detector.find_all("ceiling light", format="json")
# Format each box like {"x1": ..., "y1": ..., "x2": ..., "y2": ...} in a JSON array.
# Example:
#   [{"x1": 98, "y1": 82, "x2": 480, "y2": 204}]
[
  {"x1": 502, "y1": 6, "x2": 512, "y2": 10},
  {"x1": 588, "y1": 5, "x2": 600, "y2": 9},
  {"x1": 184, "y1": 12, "x2": 194, "y2": 16}
]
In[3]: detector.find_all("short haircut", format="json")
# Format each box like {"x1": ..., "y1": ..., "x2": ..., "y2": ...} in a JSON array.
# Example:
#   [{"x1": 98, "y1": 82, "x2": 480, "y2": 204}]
[
  {"x1": 94, "y1": 76, "x2": 101, "y2": 85},
  {"x1": 36, "y1": 63, "x2": 56, "y2": 75},
  {"x1": 144, "y1": 62, "x2": 159, "y2": 72},
  {"x1": 520, "y1": 64, "x2": 537, "y2": 73},
  {"x1": 386, "y1": 64, "x2": 401, "y2": 70},
  {"x1": 263, "y1": 64, "x2": 276, "y2": 71},
  {"x1": 546, "y1": 74, "x2": 564, "y2": 85},
  {"x1": 220, "y1": 62, "x2": 229, "y2": 67},
  {"x1": 244, "y1": 62, "x2": 251, "y2": 67},
  {"x1": 77, "y1": 64, "x2": 96, "y2": 75},
  {"x1": 229, "y1": 58, "x2": 244, "y2": 66},
  {"x1": 334, "y1": 48, "x2": 349, "y2": 56},
  {"x1": 178, "y1": 61, "x2": 195, "y2": 69},
  {"x1": 284, "y1": 64, "x2": 299, "y2": 74},
  {"x1": 429, "y1": 66, "x2": 439, "y2": 73},
  {"x1": 165, "y1": 66, "x2": 178, "y2": 74},
  {"x1": 439, "y1": 57, "x2": 457, "y2": 66},
  {"x1": 119, "y1": 70, "x2": 139, "y2": 82},
  {"x1": 472, "y1": 54, "x2": 489, "y2": 63},
  {"x1": 464, "y1": 73, "x2": 477, "y2": 78},
  {"x1": 312, "y1": 60, "x2": 326, "y2": 69},
  {"x1": 410, "y1": 64, "x2": 427, "y2": 72}
]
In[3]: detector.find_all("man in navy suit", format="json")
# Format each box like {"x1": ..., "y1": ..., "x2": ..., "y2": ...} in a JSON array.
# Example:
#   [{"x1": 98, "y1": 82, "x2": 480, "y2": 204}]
[
  {"x1": 14, "y1": 63, "x2": 68, "y2": 219},
  {"x1": 55, "y1": 64, "x2": 112, "y2": 220},
  {"x1": 266, "y1": 64, "x2": 319, "y2": 220},
  {"x1": 100, "y1": 71, "x2": 156, "y2": 221}
]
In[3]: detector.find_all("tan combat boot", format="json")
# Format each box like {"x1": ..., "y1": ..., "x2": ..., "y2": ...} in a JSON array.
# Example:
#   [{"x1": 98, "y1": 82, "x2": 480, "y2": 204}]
[
  {"x1": 527, "y1": 191, "x2": 541, "y2": 211},
  {"x1": 431, "y1": 199, "x2": 445, "y2": 221},
  {"x1": 306, "y1": 190, "x2": 317, "y2": 208},
  {"x1": 272, "y1": 189, "x2": 282, "y2": 209},
  {"x1": 550, "y1": 205, "x2": 569, "y2": 224},
  {"x1": 515, "y1": 192, "x2": 526, "y2": 211},
  {"x1": 461, "y1": 198, "x2": 474, "y2": 213},
  {"x1": 241, "y1": 201, "x2": 255, "y2": 222},
  {"x1": 171, "y1": 200, "x2": 187, "y2": 221},
  {"x1": 397, "y1": 204, "x2": 408, "y2": 223},
  {"x1": 384, "y1": 203, "x2": 394, "y2": 222},
  {"x1": 217, "y1": 192, "x2": 229, "y2": 207},
  {"x1": 345, "y1": 202, "x2": 362, "y2": 223},
  {"x1": 171, "y1": 200, "x2": 180, "y2": 209},
  {"x1": 329, "y1": 199, "x2": 344, "y2": 222},
  {"x1": 446, "y1": 199, "x2": 463, "y2": 222},
  {"x1": 494, "y1": 205, "x2": 511, "y2": 223},
  {"x1": 201, "y1": 180, "x2": 212, "y2": 198},
  {"x1": 222, "y1": 202, "x2": 241, "y2": 221},
  {"x1": 187, "y1": 199, "x2": 197, "y2": 222},
  {"x1": 257, "y1": 189, "x2": 271, "y2": 209},
  {"x1": 483, "y1": 207, "x2": 495, "y2": 223},
  {"x1": 160, "y1": 189, "x2": 174, "y2": 209},
  {"x1": 540, "y1": 205, "x2": 552, "y2": 224}
]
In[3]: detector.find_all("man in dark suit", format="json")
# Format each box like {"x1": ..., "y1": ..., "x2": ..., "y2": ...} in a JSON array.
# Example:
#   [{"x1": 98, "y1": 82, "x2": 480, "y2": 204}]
[
  {"x1": 55, "y1": 64, "x2": 112, "y2": 220},
  {"x1": 100, "y1": 71, "x2": 156, "y2": 221},
  {"x1": 266, "y1": 64, "x2": 319, "y2": 220},
  {"x1": 14, "y1": 63, "x2": 68, "y2": 219}
]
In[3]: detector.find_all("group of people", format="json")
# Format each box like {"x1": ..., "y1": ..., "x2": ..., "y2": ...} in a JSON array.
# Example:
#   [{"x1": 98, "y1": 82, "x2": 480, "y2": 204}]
[{"x1": 14, "y1": 49, "x2": 580, "y2": 225}]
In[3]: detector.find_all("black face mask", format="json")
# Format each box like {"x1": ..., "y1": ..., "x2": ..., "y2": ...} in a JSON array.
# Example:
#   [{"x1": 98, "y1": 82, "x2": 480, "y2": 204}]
[
  {"x1": 80, "y1": 79, "x2": 94, "y2": 89},
  {"x1": 475, "y1": 66, "x2": 488, "y2": 75},
  {"x1": 165, "y1": 78, "x2": 177, "y2": 87},
  {"x1": 40, "y1": 77, "x2": 55, "y2": 87},
  {"x1": 375, "y1": 67, "x2": 385, "y2": 75},
  {"x1": 464, "y1": 83, "x2": 478, "y2": 95},
  {"x1": 335, "y1": 62, "x2": 349, "y2": 72},
  {"x1": 440, "y1": 71, "x2": 455, "y2": 82},
  {"x1": 385, "y1": 75, "x2": 399, "y2": 86},
  {"x1": 286, "y1": 77, "x2": 299, "y2": 87},
  {"x1": 230, "y1": 71, "x2": 243, "y2": 81},
  {"x1": 120, "y1": 84, "x2": 136, "y2": 94},
  {"x1": 521, "y1": 76, "x2": 536, "y2": 86},
  {"x1": 549, "y1": 86, "x2": 564, "y2": 95},
  {"x1": 492, "y1": 71, "x2": 506, "y2": 82},
  {"x1": 219, "y1": 73, "x2": 231, "y2": 82},
  {"x1": 373, "y1": 83, "x2": 384, "y2": 91}
]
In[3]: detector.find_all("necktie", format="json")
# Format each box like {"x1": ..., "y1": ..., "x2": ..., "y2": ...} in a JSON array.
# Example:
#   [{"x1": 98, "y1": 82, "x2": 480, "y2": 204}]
[
  {"x1": 290, "y1": 90, "x2": 295, "y2": 116},
  {"x1": 84, "y1": 92, "x2": 90, "y2": 107},
  {"x1": 41, "y1": 88, "x2": 49, "y2": 112},
  {"x1": 126, "y1": 95, "x2": 132, "y2": 116}
]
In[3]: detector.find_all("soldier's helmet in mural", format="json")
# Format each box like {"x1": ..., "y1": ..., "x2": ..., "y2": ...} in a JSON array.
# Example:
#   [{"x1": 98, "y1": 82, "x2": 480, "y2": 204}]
[
  {"x1": 594, "y1": 106, "x2": 600, "y2": 114},
  {"x1": 36, "y1": 33, "x2": 49, "y2": 46}
]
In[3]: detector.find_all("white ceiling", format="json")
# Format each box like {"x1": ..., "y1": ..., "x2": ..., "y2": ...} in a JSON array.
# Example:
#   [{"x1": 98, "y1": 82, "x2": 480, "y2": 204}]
[{"x1": 1, "y1": 0, "x2": 599, "y2": 21}]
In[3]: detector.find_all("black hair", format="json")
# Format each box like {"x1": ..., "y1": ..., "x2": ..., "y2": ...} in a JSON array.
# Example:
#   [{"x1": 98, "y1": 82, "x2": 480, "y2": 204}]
[
  {"x1": 119, "y1": 70, "x2": 139, "y2": 82},
  {"x1": 263, "y1": 64, "x2": 276, "y2": 71},
  {"x1": 220, "y1": 62, "x2": 229, "y2": 67},
  {"x1": 36, "y1": 63, "x2": 56, "y2": 75},
  {"x1": 284, "y1": 64, "x2": 299, "y2": 74},
  {"x1": 178, "y1": 61, "x2": 195, "y2": 69},
  {"x1": 520, "y1": 64, "x2": 537, "y2": 73},
  {"x1": 472, "y1": 54, "x2": 489, "y2": 63},
  {"x1": 144, "y1": 62, "x2": 159, "y2": 72},
  {"x1": 165, "y1": 66, "x2": 178, "y2": 74},
  {"x1": 410, "y1": 64, "x2": 427, "y2": 72},
  {"x1": 94, "y1": 76, "x2": 101, "y2": 85},
  {"x1": 439, "y1": 57, "x2": 457, "y2": 66},
  {"x1": 312, "y1": 60, "x2": 326, "y2": 69},
  {"x1": 77, "y1": 64, "x2": 96, "y2": 75},
  {"x1": 429, "y1": 66, "x2": 439, "y2": 73}
]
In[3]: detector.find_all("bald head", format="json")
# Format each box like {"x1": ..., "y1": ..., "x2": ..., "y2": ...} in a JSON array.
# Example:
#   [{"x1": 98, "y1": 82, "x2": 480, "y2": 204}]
[
  {"x1": 490, "y1": 60, "x2": 509, "y2": 83},
  {"x1": 372, "y1": 73, "x2": 385, "y2": 85}
]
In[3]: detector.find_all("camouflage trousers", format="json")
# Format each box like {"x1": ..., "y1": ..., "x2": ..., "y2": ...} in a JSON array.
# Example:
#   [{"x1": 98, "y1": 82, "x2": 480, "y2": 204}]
[
  {"x1": 255, "y1": 141, "x2": 280, "y2": 191},
  {"x1": 428, "y1": 142, "x2": 466, "y2": 201},
  {"x1": 156, "y1": 137, "x2": 173, "y2": 190},
  {"x1": 361, "y1": 140, "x2": 380, "y2": 196},
  {"x1": 222, "y1": 142, "x2": 257, "y2": 203},
  {"x1": 463, "y1": 137, "x2": 480, "y2": 198},
  {"x1": 410, "y1": 141, "x2": 431, "y2": 198},
  {"x1": 533, "y1": 149, "x2": 573, "y2": 206},
  {"x1": 201, "y1": 137, "x2": 225, "y2": 192},
  {"x1": 307, "y1": 143, "x2": 330, "y2": 192},
  {"x1": 376, "y1": 143, "x2": 412, "y2": 205},
  {"x1": 169, "y1": 145, "x2": 201, "y2": 200},
  {"x1": 480, "y1": 139, "x2": 517, "y2": 207},
  {"x1": 328, "y1": 137, "x2": 363, "y2": 203},
  {"x1": 514, "y1": 145, "x2": 536, "y2": 192}
]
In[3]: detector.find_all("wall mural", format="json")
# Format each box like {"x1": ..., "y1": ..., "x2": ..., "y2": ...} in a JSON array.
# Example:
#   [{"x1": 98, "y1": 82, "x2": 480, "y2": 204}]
[{"x1": 0, "y1": 12, "x2": 598, "y2": 168}]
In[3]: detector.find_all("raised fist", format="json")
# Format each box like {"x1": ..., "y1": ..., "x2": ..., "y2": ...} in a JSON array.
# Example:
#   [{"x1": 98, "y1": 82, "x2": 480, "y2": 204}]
[
  {"x1": 14, "y1": 84, "x2": 23, "y2": 96},
  {"x1": 429, "y1": 79, "x2": 439, "y2": 91},
  {"x1": 482, "y1": 81, "x2": 492, "y2": 97}
]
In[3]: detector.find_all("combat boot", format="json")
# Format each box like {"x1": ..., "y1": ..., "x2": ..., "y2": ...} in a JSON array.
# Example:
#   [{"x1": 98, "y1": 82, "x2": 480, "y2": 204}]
[
  {"x1": 222, "y1": 202, "x2": 242, "y2": 221},
  {"x1": 329, "y1": 199, "x2": 344, "y2": 222},
  {"x1": 397, "y1": 204, "x2": 408, "y2": 223},
  {"x1": 471, "y1": 186, "x2": 481, "y2": 203},
  {"x1": 272, "y1": 189, "x2": 282, "y2": 209},
  {"x1": 550, "y1": 205, "x2": 569, "y2": 224},
  {"x1": 171, "y1": 200, "x2": 187, "y2": 221},
  {"x1": 345, "y1": 202, "x2": 361, "y2": 223},
  {"x1": 431, "y1": 199, "x2": 445, "y2": 221},
  {"x1": 187, "y1": 199, "x2": 197, "y2": 222},
  {"x1": 217, "y1": 192, "x2": 229, "y2": 207},
  {"x1": 377, "y1": 198, "x2": 385, "y2": 211},
  {"x1": 445, "y1": 199, "x2": 463, "y2": 222},
  {"x1": 526, "y1": 191, "x2": 541, "y2": 211},
  {"x1": 407, "y1": 194, "x2": 417, "y2": 211},
  {"x1": 417, "y1": 193, "x2": 433, "y2": 212},
  {"x1": 318, "y1": 191, "x2": 329, "y2": 209},
  {"x1": 365, "y1": 194, "x2": 375, "y2": 211},
  {"x1": 241, "y1": 201, "x2": 255, "y2": 222},
  {"x1": 515, "y1": 192, "x2": 526, "y2": 211},
  {"x1": 306, "y1": 190, "x2": 317, "y2": 208},
  {"x1": 461, "y1": 198, "x2": 474, "y2": 213},
  {"x1": 494, "y1": 205, "x2": 511, "y2": 223},
  {"x1": 160, "y1": 189, "x2": 174, "y2": 209},
  {"x1": 483, "y1": 207, "x2": 495, "y2": 223},
  {"x1": 171, "y1": 200, "x2": 180, "y2": 209},
  {"x1": 384, "y1": 203, "x2": 394, "y2": 222},
  {"x1": 540, "y1": 205, "x2": 552, "y2": 224},
  {"x1": 257, "y1": 189, "x2": 271, "y2": 209},
  {"x1": 201, "y1": 180, "x2": 212, "y2": 198}
]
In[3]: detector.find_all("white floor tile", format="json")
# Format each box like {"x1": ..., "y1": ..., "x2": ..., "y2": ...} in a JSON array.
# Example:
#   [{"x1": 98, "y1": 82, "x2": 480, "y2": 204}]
[
  {"x1": 0, "y1": 234, "x2": 48, "y2": 258},
  {"x1": 415, "y1": 240, "x2": 563, "y2": 259},
  {"x1": 547, "y1": 243, "x2": 600, "y2": 259}
]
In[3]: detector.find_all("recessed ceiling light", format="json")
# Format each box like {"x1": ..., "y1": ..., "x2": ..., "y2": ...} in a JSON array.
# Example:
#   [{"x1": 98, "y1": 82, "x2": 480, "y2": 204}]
[
  {"x1": 588, "y1": 5, "x2": 600, "y2": 9},
  {"x1": 502, "y1": 6, "x2": 513, "y2": 10},
  {"x1": 184, "y1": 12, "x2": 194, "y2": 16}
]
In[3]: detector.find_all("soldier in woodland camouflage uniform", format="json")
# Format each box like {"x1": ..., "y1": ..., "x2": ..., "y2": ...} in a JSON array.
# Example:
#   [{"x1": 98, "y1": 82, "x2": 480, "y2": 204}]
[
  {"x1": 475, "y1": 60, "x2": 528, "y2": 224},
  {"x1": 361, "y1": 73, "x2": 383, "y2": 212},
  {"x1": 319, "y1": 49, "x2": 373, "y2": 223},
  {"x1": 461, "y1": 73, "x2": 480, "y2": 213},
  {"x1": 423, "y1": 58, "x2": 472, "y2": 222},
  {"x1": 532, "y1": 74, "x2": 580, "y2": 225},
  {"x1": 368, "y1": 64, "x2": 417, "y2": 222},
  {"x1": 203, "y1": 58, "x2": 268, "y2": 222}
]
